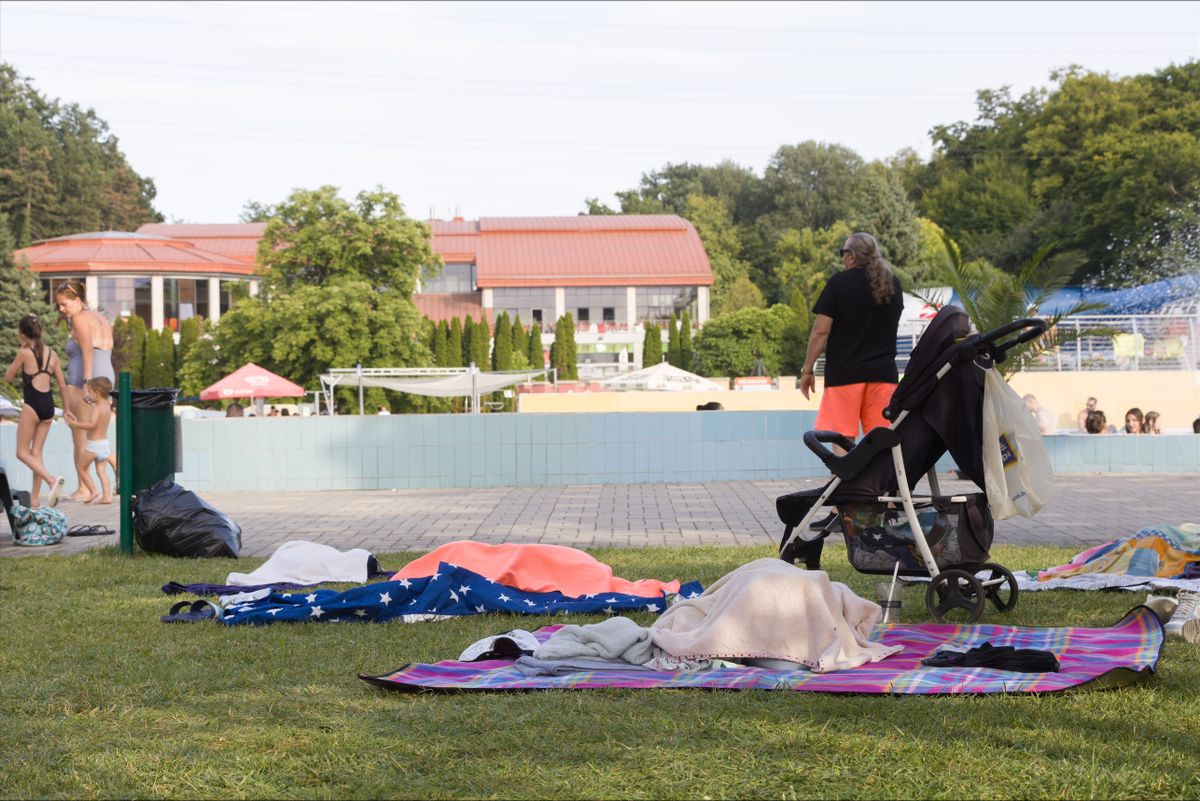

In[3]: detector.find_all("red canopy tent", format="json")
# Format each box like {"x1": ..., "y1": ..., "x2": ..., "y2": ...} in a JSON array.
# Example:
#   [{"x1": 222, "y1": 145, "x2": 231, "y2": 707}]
[{"x1": 200, "y1": 363, "x2": 306, "y2": 401}]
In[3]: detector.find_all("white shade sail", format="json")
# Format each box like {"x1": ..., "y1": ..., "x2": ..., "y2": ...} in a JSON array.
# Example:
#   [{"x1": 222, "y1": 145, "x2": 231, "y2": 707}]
[{"x1": 598, "y1": 362, "x2": 727, "y2": 392}]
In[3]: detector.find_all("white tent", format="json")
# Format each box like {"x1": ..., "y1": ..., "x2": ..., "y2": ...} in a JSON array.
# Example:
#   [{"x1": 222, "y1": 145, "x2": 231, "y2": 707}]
[
  {"x1": 319, "y1": 366, "x2": 551, "y2": 414},
  {"x1": 598, "y1": 362, "x2": 727, "y2": 392}
]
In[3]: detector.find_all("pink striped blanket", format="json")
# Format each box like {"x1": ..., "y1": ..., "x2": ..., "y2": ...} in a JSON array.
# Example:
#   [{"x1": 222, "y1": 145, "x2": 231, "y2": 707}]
[{"x1": 360, "y1": 606, "x2": 1163, "y2": 695}]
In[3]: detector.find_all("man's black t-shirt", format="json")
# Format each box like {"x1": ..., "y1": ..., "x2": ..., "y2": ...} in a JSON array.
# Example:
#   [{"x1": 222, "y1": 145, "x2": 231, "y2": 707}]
[{"x1": 811, "y1": 268, "x2": 903, "y2": 387}]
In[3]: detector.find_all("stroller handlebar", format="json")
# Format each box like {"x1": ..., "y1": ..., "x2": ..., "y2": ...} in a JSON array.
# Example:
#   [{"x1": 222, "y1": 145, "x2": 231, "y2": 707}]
[
  {"x1": 973, "y1": 318, "x2": 1048, "y2": 364},
  {"x1": 803, "y1": 430, "x2": 857, "y2": 468}
]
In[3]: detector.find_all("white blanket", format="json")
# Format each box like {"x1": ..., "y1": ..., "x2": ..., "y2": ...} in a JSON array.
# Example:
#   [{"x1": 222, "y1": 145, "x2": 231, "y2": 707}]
[
  {"x1": 534, "y1": 617, "x2": 660, "y2": 665},
  {"x1": 226, "y1": 540, "x2": 375, "y2": 586},
  {"x1": 649, "y1": 558, "x2": 902, "y2": 673}
]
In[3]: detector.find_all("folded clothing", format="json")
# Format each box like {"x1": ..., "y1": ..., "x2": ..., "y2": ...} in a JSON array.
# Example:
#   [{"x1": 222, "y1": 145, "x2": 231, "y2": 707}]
[
  {"x1": 921, "y1": 642, "x2": 1060, "y2": 672},
  {"x1": 226, "y1": 541, "x2": 379, "y2": 586},
  {"x1": 649, "y1": 558, "x2": 902, "y2": 673},
  {"x1": 393, "y1": 541, "x2": 681, "y2": 597}
]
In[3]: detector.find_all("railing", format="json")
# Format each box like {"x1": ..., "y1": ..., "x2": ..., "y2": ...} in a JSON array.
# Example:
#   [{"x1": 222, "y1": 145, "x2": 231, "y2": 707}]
[{"x1": 815, "y1": 314, "x2": 1199, "y2": 376}]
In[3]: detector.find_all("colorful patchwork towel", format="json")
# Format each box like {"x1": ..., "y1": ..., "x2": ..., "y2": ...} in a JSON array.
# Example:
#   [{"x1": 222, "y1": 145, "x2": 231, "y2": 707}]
[
  {"x1": 220, "y1": 562, "x2": 703, "y2": 625},
  {"x1": 1036, "y1": 524, "x2": 1200, "y2": 581},
  {"x1": 360, "y1": 607, "x2": 1162, "y2": 695}
]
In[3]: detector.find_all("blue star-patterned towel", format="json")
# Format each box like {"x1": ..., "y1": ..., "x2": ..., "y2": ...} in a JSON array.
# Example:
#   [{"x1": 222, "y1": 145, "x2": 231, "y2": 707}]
[{"x1": 220, "y1": 562, "x2": 704, "y2": 625}]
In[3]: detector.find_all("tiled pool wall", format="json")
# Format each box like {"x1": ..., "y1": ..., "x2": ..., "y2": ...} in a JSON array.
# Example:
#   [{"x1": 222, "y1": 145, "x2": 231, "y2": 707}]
[{"x1": 2, "y1": 411, "x2": 1198, "y2": 493}]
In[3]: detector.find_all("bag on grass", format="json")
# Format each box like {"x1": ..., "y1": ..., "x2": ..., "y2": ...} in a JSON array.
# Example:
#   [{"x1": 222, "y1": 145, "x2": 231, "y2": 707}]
[
  {"x1": 980, "y1": 369, "x2": 1055, "y2": 520},
  {"x1": 133, "y1": 478, "x2": 242, "y2": 558},
  {"x1": 11, "y1": 502, "x2": 68, "y2": 546}
]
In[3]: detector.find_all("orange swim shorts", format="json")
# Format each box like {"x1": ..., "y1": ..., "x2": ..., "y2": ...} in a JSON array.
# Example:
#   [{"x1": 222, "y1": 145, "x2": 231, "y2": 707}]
[{"x1": 814, "y1": 382, "x2": 898, "y2": 439}]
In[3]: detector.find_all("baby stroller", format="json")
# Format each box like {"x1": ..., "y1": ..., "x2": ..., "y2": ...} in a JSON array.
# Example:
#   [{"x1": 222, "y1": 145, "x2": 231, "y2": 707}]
[{"x1": 776, "y1": 305, "x2": 1049, "y2": 623}]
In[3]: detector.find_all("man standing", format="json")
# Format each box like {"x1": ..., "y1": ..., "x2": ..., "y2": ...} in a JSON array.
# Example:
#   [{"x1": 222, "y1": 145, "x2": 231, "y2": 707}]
[{"x1": 799, "y1": 232, "x2": 904, "y2": 529}]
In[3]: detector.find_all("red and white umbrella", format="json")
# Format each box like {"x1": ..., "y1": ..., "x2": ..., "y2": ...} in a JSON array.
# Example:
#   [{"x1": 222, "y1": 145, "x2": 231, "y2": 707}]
[{"x1": 200, "y1": 363, "x2": 305, "y2": 400}]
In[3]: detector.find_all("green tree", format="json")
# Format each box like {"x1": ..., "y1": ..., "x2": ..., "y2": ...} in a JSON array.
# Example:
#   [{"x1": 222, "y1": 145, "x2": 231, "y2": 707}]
[
  {"x1": 492, "y1": 311, "x2": 513, "y2": 371},
  {"x1": 641, "y1": 322, "x2": 663, "y2": 367},
  {"x1": 779, "y1": 289, "x2": 812, "y2": 375},
  {"x1": 176, "y1": 316, "x2": 203, "y2": 381},
  {"x1": 0, "y1": 216, "x2": 63, "y2": 401},
  {"x1": 238, "y1": 200, "x2": 275, "y2": 223},
  {"x1": 549, "y1": 314, "x2": 578, "y2": 380},
  {"x1": 257, "y1": 185, "x2": 440, "y2": 296},
  {"x1": 446, "y1": 317, "x2": 463, "y2": 367},
  {"x1": 526, "y1": 323, "x2": 544, "y2": 369},
  {"x1": 773, "y1": 223, "x2": 851, "y2": 305},
  {"x1": 471, "y1": 316, "x2": 490, "y2": 370},
  {"x1": 679, "y1": 310, "x2": 694, "y2": 372},
  {"x1": 917, "y1": 236, "x2": 1100, "y2": 377},
  {"x1": 431, "y1": 319, "x2": 448, "y2": 366},
  {"x1": 683, "y1": 195, "x2": 753, "y2": 316},
  {"x1": 849, "y1": 161, "x2": 921, "y2": 271},
  {"x1": 722, "y1": 275, "x2": 766, "y2": 313},
  {"x1": 759, "y1": 141, "x2": 864, "y2": 234},
  {"x1": 461, "y1": 316, "x2": 475, "y2": 366},
  {"x1": 510, "y1": 314, "x2": 528, "y2": 366},
  {"x1": 693, "y1": 305, "x2": 794, "y2": 377},
  {"x1": 112, "y1": 314, "x2": 146, "y2": 389},
  {"x1": 0, "y1": 64, "x2": 162, "y2": 244},
  {"x1": 141, "y1": 327, "x2": 168, "y2": 388},
  {"x1": 667, "y1": 313, "x2": 681, "y2": 367}
]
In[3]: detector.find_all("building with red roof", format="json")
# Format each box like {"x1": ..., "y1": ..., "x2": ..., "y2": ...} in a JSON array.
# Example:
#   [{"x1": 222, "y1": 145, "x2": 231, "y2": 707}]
[{"x1": 14, "y1": 215, "x2": 713, "y2": 375}]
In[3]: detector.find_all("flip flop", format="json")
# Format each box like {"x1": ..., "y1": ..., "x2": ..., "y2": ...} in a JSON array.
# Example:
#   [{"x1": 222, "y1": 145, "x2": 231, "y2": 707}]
[
  {"x1": 160, "y1": 599, "x2": 222, "y2": 623},
  {"x1": 67, "y1": 525, "x2": 116, "y2": 537}
]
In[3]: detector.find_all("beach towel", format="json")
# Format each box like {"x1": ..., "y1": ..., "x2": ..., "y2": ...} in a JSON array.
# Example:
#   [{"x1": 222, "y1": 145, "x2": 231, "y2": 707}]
[
  {"x1": 219, "y1": 562, "x2": 703, "y2": 626},
  {"x1": 226, "y1": 540, "x2": 378, "y2": 586},
  {"x1": 393, "y1": 541, "x2": 683, "y2": 597},
  {"x1": 1033, "y1": 524, "x2": 1200, "y2": 582},
  {"x1": 360, "y1": 606, "x2": 1162, "y2": 695},
  {"x1": 649, "y1": 558, "x2": 901, "y2": 673}
]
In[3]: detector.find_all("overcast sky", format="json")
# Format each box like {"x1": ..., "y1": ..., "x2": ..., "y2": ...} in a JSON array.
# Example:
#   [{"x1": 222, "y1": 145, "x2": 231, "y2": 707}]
[{"x1": 2, "y1": 1, "x2": 1197, "y2": 225}]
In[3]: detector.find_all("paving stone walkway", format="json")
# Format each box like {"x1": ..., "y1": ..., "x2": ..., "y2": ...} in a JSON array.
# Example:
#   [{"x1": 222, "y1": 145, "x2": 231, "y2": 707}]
[{"x1": 4, "y1": 473, "x2": 1195, "y2": 559}]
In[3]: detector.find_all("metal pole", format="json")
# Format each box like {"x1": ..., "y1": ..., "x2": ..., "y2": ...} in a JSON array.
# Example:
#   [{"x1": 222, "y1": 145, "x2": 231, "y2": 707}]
[
  {"x1": 117, "y1": 371, "x2": 133, "y2": 556},
  {"x1": 471, "y1": 363, "x2": 479, "y2": 415},
  {"x1": 357, "y1": 363, "x2": 364, "y2": 416}
]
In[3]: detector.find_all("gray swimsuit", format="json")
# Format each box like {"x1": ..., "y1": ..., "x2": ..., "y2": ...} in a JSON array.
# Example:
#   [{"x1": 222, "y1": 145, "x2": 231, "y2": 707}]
[{"x1": 65, "y1": 336, "x2": 115, "y2": 388}]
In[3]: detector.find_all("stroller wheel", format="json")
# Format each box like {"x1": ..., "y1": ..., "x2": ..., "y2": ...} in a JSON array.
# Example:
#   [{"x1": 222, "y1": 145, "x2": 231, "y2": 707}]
[
  {"x1": 925, "y1": 569, "x2": 986, "y2": 624},
  {"x1": 977, "y1": 562, "x2": 1019, "y2": 613}
]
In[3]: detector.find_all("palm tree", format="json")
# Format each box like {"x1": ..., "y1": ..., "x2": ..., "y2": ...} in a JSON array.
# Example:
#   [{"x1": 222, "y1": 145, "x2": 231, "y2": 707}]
[{"x1": 917, "y1": 236, "x2": 1110, "y2": 377}]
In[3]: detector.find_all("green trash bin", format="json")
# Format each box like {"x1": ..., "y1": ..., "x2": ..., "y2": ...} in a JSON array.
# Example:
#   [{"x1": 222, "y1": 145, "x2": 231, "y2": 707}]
[{"x1": 126, "y1": 387, "x2": 180, "y2": 494}]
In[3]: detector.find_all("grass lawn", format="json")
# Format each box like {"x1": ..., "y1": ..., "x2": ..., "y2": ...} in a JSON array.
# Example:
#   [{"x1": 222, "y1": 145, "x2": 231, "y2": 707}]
[{"x1": 1, "y1": 542, "x2": 1196, "y2": 800}]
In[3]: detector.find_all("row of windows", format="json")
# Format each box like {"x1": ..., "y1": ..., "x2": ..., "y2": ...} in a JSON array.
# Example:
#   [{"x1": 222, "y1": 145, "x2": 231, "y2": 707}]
[
  {"x1": 490, "y1": 285, "x2": 698, "y2": 327},
  {"x1": 42, "y1": 277, "x2": 240, "y2": 330}
]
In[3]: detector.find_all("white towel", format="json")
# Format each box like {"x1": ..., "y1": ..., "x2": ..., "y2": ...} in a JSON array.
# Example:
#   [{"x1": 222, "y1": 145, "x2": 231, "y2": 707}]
[
  {"x1": 649, "y1": 558, "x2": 902, "y2": 673},
  {"x1": 226, "y1": 540, "x2": 375, "y2": 586}
]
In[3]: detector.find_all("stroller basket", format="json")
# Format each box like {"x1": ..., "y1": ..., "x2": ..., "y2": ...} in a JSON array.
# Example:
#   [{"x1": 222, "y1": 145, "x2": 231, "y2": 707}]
[{"x1": 839, "y1": 493, "x2": 994, "y2": 576}]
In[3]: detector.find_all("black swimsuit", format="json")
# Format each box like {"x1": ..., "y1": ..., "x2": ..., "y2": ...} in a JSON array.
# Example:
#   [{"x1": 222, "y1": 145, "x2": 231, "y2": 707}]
[{"x1": 22, "y1": 346, "x2": 56, "y2": 422}]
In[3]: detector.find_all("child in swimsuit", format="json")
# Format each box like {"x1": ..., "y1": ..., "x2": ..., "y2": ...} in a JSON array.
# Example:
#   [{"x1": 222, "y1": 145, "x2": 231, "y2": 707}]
[
  {"x1": 3, "y1": 315, "x2": 68, "y2": 507},
  {"x1": 65, "y1": 376, "x2": 115, "y2": 504}
]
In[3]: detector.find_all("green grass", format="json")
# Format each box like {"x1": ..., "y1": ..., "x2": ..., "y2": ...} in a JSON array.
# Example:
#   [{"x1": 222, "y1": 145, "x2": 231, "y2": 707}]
[{"x1": 1, "y1": 543, "x2": 1196, "y2": 800}]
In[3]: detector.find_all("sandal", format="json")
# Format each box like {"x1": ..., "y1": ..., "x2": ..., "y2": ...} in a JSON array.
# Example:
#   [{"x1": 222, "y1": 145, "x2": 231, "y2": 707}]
[
  {"x1": 67, "y1": 525, "x2": 116, "y2": 537},
  {"x1": 160, "y1": 599, "x2": 222, "y2": 623}
]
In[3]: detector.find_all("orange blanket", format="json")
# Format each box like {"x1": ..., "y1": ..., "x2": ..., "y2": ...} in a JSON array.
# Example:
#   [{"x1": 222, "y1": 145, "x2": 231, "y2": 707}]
[{"x1": 392, "y1": 541, "x2": 682, "y2": 597}]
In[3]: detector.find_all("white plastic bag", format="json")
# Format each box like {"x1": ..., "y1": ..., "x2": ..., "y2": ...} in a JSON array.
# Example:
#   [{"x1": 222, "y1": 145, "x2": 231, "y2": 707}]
[{"x1": 980, "y1": 369, "x2": 1055, "y2": 519}]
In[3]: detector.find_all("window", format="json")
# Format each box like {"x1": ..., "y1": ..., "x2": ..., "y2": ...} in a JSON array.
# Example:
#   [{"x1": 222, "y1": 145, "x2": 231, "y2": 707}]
[
  {"x1": 95, "y1": 277, "x2": 146, "y2": 323},
  {"x1": 494, "y1": 288, "x2": 556, "y2": 326},
  {"x1": 635, "y1": 286, "x2": 698, "y2": 324},
  {"x1": 564, "y1": 287, "x2": 625, "y2": 329},
  {"x1": 163, "y1": 278, "x2": 210, "y2": 329},
  {"x1": 532, "y1": 309, "x2": 543, "y2": 325},
  {"x1": 420, "y1": 262, "x2": 475, "y2": 294},
  {"x1": 577, "y1": 308, "x2": 589, "y2": 324},
  {"x1": 602, "y1": 307, "x2": 615, "y2": 323}
]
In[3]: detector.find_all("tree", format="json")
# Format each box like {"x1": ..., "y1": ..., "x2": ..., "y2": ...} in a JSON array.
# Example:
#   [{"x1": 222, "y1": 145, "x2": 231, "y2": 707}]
[
  {"x1": 492, "y1": 311, "x2": 513, "y2": 371},
  {"x1": 177, "y1": 316, "x2": 203, "y2": 380},
  {"x1": 526, "y1": 323, "x2": 544, "y2": 369},
  {"x1": 112, "y1": 314, "x2": 146, "y2": 389},
  {"x1": 141, "y1": 327, "x2": 171, "y2": 388},
  {"x1": 759, "y1": 141, "x2": 864, "y2": 235},
  {"x1": 0, "y1": 215, "x2": 63, "y2": 401},
  {"x1": 916, "y1": 236, "x2": 1101, "y2": 377},
  {"x1": 849, "y1": 161, "x2": 921, "y2": 271},
  {"x1": 431, "y1": 319, "x2": 448, "y2": 366},
  {"x1": 779, "y1": 289, "x2": 811, "y2": 375},
  {"x1": 682, "y1": 195, "x2": 754, "y2": 315},
  {"x1": 693, "y1": 305, "x2": 794, "y2": 377},
  {"x1": 667, "y1": 313, "x2": 681, "y2": 367},
  {"x1": 238, "y1": 200, "x2": 275, "y2": 223},
  {"x1": 471, "y1": 316, "x2": 490, "y2": 370},
  {"x1": 446, "y1": 317, "x2": 463, "y2": 368},
  {"x1": 461, "y1": 316, "x2": 475, "y2": 366},
  {"x1": 641, "y1": 322, "x2": 663, "y2": 367},
  {"x1": 0, "y1": 64, "x2": 162, "y2": 245},
  {"x1": 257, "y1": 185, "x2": 440, "y2": 296},
  {"x1": 549, "y1": 314, "x2": 578, "y2": 380},
  {"x1": 721, "y1": 275, "x2": 767, "y2": 313},
  {"x1": 510, "y1": 313, "x2": 528, "y2": 365},
  {"x1": 773, "y1": 223, "x2": 851, "y2": 305},
  {"x1": 679, "y1": 310, "x2": 694, "y2": 372}
]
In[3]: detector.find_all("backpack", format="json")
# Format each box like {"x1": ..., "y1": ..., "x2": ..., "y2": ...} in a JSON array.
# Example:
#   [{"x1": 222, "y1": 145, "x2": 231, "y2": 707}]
[{"x1": 11, "y1": 502, "x2": 69, "y2": 546}]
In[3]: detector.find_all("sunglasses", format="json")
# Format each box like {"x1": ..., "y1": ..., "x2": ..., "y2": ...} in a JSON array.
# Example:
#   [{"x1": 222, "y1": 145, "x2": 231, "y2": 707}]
[{"x1": 839, "y1": 248, "x2": 853, "y2": 255}]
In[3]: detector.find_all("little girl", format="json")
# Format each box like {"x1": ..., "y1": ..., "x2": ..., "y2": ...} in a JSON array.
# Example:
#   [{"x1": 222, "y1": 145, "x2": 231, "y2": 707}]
[
  {"x1": 65, "y1": 376, "x2": 115, "y2": 504},
  {"x1": 4, "y1": 314, "x2": 68, "y2": 507}
]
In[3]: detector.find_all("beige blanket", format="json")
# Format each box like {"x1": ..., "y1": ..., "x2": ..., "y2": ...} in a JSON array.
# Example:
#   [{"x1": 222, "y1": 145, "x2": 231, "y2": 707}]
[{"x1": 649, "y1": 558, "x2": 903, "y2": 673}]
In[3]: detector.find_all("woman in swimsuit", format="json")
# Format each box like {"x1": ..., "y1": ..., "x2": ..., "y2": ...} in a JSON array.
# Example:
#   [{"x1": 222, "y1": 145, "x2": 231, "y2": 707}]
[
  {"x1": 4, "y1": 314, "x2": 68, "y2": 507},
  {"x1": 54, "y1": 280, "x2": 115, "y2": 502}
]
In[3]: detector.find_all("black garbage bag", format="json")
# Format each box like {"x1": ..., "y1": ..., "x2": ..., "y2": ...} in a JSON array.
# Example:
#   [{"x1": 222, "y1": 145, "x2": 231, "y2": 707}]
[{"x1": 133, "y1": 478, "x2": 242, "y2": 558}]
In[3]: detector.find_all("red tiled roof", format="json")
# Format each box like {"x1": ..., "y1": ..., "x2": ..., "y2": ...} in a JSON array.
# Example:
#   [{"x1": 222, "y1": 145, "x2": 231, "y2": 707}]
[
  {"x1": 414, "y1": 293, "x2": 494, "y2": 328},
  {"x1": 13, "y1": 232, "x2": 255, "y2": 276}
]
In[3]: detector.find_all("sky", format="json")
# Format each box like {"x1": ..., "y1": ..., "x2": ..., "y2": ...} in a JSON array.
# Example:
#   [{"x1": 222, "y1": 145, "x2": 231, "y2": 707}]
[{"x1": 1, "y1": 0, "x2": 1198, "y2": 225}]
